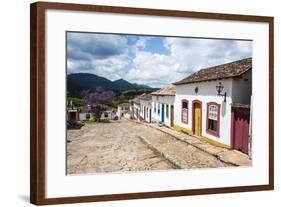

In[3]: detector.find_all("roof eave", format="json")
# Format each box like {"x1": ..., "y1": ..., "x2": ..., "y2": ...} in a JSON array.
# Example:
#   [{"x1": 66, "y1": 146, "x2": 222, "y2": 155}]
[
  {"x1": 151, "y1": 94, "x2": 175, "y2": 96},
  {"x1": 173, "y1": 68, "x2": 252, "y2": 86}
]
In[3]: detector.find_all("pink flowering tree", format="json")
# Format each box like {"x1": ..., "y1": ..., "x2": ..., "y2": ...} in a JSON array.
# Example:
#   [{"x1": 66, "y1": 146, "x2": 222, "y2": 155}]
[{"x1": 82, "y1": 89, "x2": 115, "y2": 120}]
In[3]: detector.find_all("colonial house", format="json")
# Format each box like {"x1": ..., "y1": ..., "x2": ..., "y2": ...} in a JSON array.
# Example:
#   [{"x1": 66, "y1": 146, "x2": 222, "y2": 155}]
[
  {"x1": 67, "y1": 108, "x2": 80, "y2": 122},
  {"x1": 100, "y1": 110, "x2": 116, "y2": 120},
  {"x1": 130, "y1": 93, "x2": 150, "y2": 120},
  {"x1": 117, "y1": 103, "x2": 130, "y2": 119},
  {"x1": 78, "y1": 105, "x2": 91, "y2": 120},
  {"x1": 173, "y1": 58, "x2": 252, "y2": 154},
  {"x1": 67, "y1": 100, "x2": 80, "y2": 122},
  {"x1": 151, "y1": 86, "x2": 176, "y2": 127},
  {"x1": 131, "y1": 94, "x2": 143, "y2": 120},
  {"x1": 139, "y1": 93, "x2": 153, "y2": 123}
]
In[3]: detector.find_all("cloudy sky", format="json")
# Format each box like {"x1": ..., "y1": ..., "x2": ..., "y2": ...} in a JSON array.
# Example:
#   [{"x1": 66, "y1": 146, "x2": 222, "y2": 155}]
[{"x1": 67, "y1": 32, "x2": 252, "y2": 88}]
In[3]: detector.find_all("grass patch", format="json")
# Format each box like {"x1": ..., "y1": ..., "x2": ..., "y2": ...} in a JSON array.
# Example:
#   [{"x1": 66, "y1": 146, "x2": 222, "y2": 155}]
[
  {"x1": 99, "y1": 118, "x2": 110, "y2": 123},
  {"x1": 82, "y1": 118, "x2": 110, "y2": 123},
  {"x1": 82, "y1": 118, "x2": 96, "y2": 123}
]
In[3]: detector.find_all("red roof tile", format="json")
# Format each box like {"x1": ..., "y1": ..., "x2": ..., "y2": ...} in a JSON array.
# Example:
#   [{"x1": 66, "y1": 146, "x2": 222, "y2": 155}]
[
  {"x1": 151, "y1": 86, "x2": 176, "y2": 96},
  {"x1": 173, "y1": 58, "x2": 252, "y2": 85}
]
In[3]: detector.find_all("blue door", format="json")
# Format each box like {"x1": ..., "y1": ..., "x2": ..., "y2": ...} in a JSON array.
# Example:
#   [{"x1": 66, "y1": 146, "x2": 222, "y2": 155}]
[{"x1": 161, "y1": 104, "x2": 165, "y2": 122}]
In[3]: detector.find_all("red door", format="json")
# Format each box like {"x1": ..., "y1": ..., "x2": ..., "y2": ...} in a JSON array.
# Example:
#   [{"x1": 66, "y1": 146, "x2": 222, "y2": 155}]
[
  {"x1": 231, "y1": 107, "x2": 250, "y2": 154},
  {"x1": 170, "y1": 105, "x2": 174, "y2": 127}
]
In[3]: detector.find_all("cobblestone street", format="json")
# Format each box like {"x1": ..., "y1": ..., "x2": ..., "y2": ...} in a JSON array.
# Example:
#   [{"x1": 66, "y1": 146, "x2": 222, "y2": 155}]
[{"x1": 67, "y1": 119, "x2": 232, "y2": 175}]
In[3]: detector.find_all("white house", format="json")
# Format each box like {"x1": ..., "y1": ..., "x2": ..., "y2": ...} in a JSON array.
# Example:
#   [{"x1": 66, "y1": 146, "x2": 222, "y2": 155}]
[
  {"x1": 131, "y1": 93, "x2": 146, "y2": 120},
  {"x1": 117, "y1": 103, "x2": 130, "y2": 119},
  {"x1": 173, "y1": 58, "x2": 252, "y2": 154},
  {"x1": 78, "y1": 105, "x2": 91, "y2": 120},
  {"x1": 100, "y1": 110, "x2": 116, "y2": 120},
  {"x1": 66, "y1": 100, "x2": 80, "y2": 122},
  {"x1": 151, "y1": 86, "x2": 176, "y2": 127},
  {"x1": 139, "y1": 94, "x2": 153, "y2": 123}
]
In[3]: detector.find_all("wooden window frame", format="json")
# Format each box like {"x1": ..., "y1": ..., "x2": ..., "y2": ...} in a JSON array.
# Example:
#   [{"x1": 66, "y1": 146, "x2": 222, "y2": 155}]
[
  {"x1": 181, "y1": 99, "x2": 188, "y2": 124},
  {"x1": 206, "y1": 102, "x2": 220, "y2": 137}
]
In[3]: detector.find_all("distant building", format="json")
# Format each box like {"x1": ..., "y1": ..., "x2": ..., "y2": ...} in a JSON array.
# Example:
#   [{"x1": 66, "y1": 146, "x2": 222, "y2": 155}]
[
  {"x1": 101, "y1": 110, "x2": 116, "y2": 120},
  {"x1": 131, "y1": 93, "x2": 147, "y2": 120},
  {"x1": 151, "y1": 86, "x2": 176, "y2": 127},
  {"x1": 173, "y1": 58, "x2": 252, "y2": 154},
  {"x1": 139, "y1": 93, "x2": 153, "y2": 123},
  {"x1": 78, "y1": 105, "x2": 91, "y2": 120},
  {"x1": 67, "y1": 108, "x2": 80, "y2": 122},
  {"x1": 67, "y1": 100, "x2": 80, "y2": 122},
  {"x1": 117, "y1": 103, "x2": 130, "y2": 119}
]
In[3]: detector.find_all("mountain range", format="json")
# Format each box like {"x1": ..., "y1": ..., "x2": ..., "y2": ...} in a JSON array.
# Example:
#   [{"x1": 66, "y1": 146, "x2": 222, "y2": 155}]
[{"x1": 67, "y1": 73, "x2": 151, "y2": 97}]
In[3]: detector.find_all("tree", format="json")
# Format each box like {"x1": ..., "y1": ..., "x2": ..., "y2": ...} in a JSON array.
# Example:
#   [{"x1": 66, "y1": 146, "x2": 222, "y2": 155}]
[{"x1": 82, "y1": 89, "x2": 115, "y2": 120}]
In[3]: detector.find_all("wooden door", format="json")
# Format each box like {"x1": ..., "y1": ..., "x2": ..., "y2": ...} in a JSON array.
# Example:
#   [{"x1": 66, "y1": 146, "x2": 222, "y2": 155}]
[
  {"x1": 231, "y1": 107, "x2": 250, "y2": 154},
  {"x1": 194, "y1": 103, "x2": 201, "y2": 136},
  {"x1": 161, "y1": 104, "x2": 165, "y2": 122},
  {"x1": 170, "y1": 105, "x2": 174, "y2": 127}
]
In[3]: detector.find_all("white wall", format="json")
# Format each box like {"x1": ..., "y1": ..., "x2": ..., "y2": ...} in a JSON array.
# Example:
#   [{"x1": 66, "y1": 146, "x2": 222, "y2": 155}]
[
  {"x1": 232, "y1": 70, "x2": 252, "y2": 104},
  {"x1": 1, "y1": 0, "x2": 280, "y2": 207},
  {"x1": 175, "y1": 79, "x2": 233, "y2": 146},
  {"x1": 117, "y1": 106, "x2": 121, "y2": 118},
  {"x1": 79, "y1": 113, "x2": 87, "y2": 120},
  {"x1": 133, "y1": 103, "x2": 140, "y2": 119},
  {"x1": 152, "y1": 95, "x2": 175, "y2": 126},
  {"x1": 117, "y1": 106, "x2": 127, "y2": 118},
  {"x1": 140, "y1": 100, "x2": 152, "y2": 122}
]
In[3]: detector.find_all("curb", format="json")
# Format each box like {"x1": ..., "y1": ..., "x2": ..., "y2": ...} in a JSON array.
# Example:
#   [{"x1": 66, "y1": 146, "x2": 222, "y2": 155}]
[
  {"x1": 137, "y1": 135, "x2": 183, "y2": 169},
  {"x1": 142, "y1": 123, "x2": 238, "y2": 166},
  {"x1": 131, "y1": 119, "x2": 250, "y2": 166}
]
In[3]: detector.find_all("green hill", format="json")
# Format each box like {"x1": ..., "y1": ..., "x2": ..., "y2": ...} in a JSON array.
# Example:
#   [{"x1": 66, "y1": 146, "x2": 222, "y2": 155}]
[{"x1": 67, "y1": 73, "x2": 151, "y2": 98}]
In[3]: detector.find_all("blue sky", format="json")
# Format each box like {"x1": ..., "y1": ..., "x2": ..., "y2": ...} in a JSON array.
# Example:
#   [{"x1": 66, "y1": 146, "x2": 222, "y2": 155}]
[{"x1": 67, "y1": 32, "x2": 252, "y2": 88}]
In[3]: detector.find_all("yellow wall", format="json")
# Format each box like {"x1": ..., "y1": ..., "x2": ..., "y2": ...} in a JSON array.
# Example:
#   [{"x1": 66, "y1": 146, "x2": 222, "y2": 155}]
[
  {"x1": 174, "y1": 124, "x2": 193, "y2": 135},
  {"x1": 174, "y1": 124, "x2": 230, "y2": 149}
]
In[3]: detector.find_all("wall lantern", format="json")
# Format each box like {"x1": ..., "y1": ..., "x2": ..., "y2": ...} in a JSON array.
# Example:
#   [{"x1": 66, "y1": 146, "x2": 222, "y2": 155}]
[
  {"x1": 195, "y1": 87, "x2": 199, "y2": 94},
  {"x1": 216, "y1": 82, "x2": 227, "y2": 102}
]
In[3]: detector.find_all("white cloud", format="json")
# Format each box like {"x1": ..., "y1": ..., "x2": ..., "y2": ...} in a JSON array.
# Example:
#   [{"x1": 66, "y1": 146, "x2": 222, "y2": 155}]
[
  {"x1": 67, "y1": 32, "x2": 252, "y2": 88},
  {"x1": 125, "y1": 51, "x2": 183, "y2": 87},
  {"x1": 135, "y1": 36, "x2": 152, "y2": 50},
  {"x1": 125, "y1": 38, "x2": 252, "y2": 87}
]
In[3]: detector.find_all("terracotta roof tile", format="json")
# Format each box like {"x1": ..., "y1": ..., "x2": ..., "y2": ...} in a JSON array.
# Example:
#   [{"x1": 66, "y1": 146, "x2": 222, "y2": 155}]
[
  {"x1": 118, "y1": 102, "x2": 130, "y2": 106},
  {"x1": 151, "y1": 86, "x2": 176, "y2": 96},
  {"x1": 139, "y1": 93, "x2": 153, "y2": 101},
  {"x1": 131, "y1": 93, "x2": 148, "y2": 104},
  {"x1": 173, "y1": 57, "x2": 252, "y2": 85}
]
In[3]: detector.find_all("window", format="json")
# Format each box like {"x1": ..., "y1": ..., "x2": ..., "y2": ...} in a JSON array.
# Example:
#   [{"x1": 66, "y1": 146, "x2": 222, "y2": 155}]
[
  {"x1": 181, "y1": 100, "x2": 188, "y2": 124},
  {"x1": 157, "y1": 103, "x2": 160, "y2": 115},
  {"x1": 154, "y1": 102, "x2": 156, "y2": 113},
  {"x1": 206, "y1": 102, "x2": 220, "y2": 137},
  {"x1": 166, "y1": 104, "x2": 169, "y2": 118}
]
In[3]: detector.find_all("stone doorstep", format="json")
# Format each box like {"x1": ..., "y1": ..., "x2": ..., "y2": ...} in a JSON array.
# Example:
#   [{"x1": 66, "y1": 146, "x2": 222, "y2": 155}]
[
  {"x1": 216, "y1": 150, "x2": 252, "y2": 166},
  {"x1": 140, "y1": 122, "x2": 251, "y2": 167}
]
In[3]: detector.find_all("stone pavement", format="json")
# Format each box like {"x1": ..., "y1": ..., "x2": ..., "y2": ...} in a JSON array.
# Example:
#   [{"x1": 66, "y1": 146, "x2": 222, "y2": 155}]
[
  {"x1": 67, "y1": 119, "x2": 235, "y2": 175},
  {"x1": 141, "y1": 121, "x2": 252, "y2": 166},
  {"x1": 67, "y1": 120, "x2": 177, "y2": 174}
]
